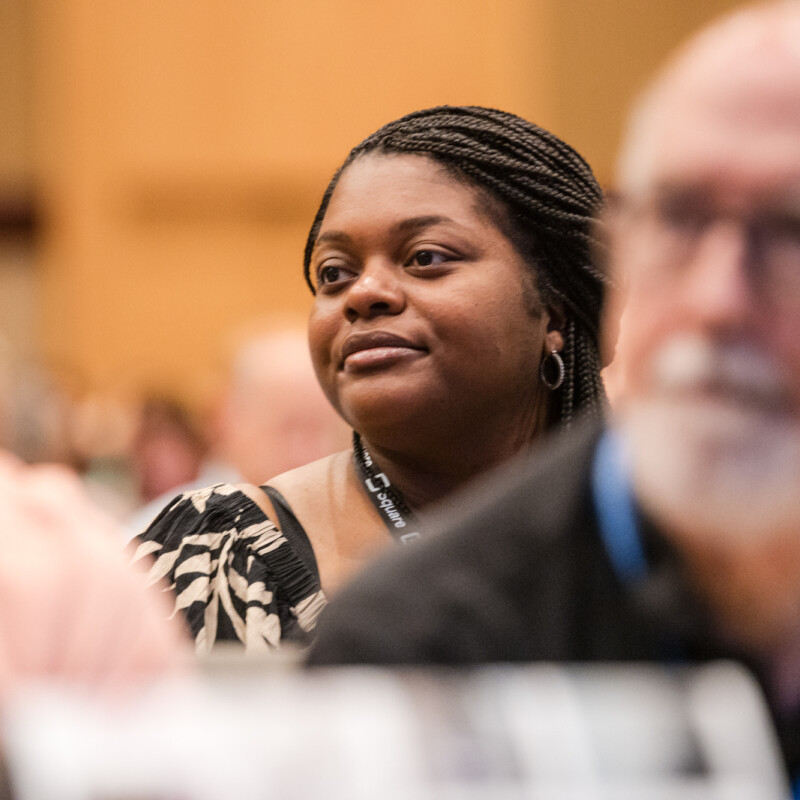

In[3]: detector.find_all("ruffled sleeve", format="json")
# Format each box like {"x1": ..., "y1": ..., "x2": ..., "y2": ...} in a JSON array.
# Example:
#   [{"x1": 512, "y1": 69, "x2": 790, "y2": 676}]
[{"x1": 132, "y1": 483, "x2": 327, "y2": 654}]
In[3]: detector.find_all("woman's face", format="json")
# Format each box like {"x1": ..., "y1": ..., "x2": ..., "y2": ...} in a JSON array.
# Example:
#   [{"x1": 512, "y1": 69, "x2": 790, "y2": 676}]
[{"x1": 307, "y1": 153, "x2": 562, "y2": 440}]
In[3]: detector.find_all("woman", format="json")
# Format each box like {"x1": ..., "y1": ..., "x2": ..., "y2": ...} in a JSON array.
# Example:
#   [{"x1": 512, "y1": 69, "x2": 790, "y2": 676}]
[{"x1": 135, "y1": 105, "x2": 610, "y2": 653}]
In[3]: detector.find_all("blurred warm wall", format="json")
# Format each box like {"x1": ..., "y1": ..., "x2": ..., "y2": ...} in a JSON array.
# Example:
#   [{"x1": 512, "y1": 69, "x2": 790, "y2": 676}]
[{"x1": 1, "y1": 0, "x2": 745, "y2": 408}]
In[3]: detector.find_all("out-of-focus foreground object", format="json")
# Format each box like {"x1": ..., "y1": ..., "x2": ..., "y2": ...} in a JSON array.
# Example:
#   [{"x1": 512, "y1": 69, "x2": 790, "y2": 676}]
[
  {"x1": 0, "y1": 452, "x2": 187, "y2": 695},
  {"x1": 2, "y1": 662, "x2": 789, "y2": 800}
]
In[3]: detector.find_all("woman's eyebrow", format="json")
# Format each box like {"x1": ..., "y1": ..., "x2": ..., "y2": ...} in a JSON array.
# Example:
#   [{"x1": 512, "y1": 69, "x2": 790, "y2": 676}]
[
  {"x1": 396, "y1": 215, "x2": 452, "y2": 234},
  {"x1": 315, "y1": 215, "x2": 458, "y2": 250},
  {"x1": 315, "y1": 230, "x2": 353, "y2": 247}
]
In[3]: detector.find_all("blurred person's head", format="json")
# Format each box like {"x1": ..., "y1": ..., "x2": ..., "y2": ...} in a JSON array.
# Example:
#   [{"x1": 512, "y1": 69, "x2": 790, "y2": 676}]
[
  {"x1": 303, "y1": 106, "x2": 612, "y2": 455},
  {"x1": 131, "y1": 397, "x2": 205, "y2": 502},
  {"x1": 214, "y1": 324, "x2": 349, "y2": 485},
  {"x1": 605, "y1": 1, "x2": 800, "y2": 650},
  {"x1": 0, "y1": 338, "x2": 79, "y2": 468}
]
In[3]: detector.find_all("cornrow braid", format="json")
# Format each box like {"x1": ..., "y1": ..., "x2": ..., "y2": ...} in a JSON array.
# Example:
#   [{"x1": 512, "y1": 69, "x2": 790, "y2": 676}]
[{"x1": 303, "y1": 105, "x2": 612, "y2": 428}]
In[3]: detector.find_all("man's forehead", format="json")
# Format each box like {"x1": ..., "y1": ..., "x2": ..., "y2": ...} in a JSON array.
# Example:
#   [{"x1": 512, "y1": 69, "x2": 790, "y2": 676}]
[
  {"x1": 619, "y1": 3, "x2": 800, "y2": 194},
  {"x1": 666, "y1": 28, "x2": 800, "y2": 137},
  {"x1": 647, "y1": 95, "x2": 800, "y2": 195}
]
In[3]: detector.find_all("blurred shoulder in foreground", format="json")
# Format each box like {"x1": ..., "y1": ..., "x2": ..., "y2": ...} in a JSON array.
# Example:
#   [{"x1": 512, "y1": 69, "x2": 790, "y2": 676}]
[{"x1": 0, "y1": 451, "x2": 187, "y2": 696}]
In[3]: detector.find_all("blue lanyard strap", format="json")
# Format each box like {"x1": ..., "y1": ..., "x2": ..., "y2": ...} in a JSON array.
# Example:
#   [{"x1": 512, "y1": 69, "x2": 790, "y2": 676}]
[{"x1": 591, "y1": 430, "x2": 648, "y2": 584}]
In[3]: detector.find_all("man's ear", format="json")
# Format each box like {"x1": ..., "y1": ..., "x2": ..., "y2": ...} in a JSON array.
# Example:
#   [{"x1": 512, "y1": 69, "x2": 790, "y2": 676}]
[{"x1": 543, "y1": 302, "x2": 566, "y2": 353}]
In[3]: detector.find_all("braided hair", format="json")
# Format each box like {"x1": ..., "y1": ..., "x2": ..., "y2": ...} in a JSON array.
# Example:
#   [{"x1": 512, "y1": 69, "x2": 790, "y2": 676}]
[{"x1": 303, "y1": 105, "x2": 610, "y2": 428}]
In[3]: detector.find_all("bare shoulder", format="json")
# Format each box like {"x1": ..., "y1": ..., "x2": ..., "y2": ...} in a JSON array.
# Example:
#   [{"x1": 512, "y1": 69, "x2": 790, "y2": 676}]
[
  {"x1": 264, "y1": 449, "x2": 369, "y2": 530},
  {"x1": 262, "y1": 449, "x2": 389, "y2": 593},
  {"x1": 266, "y1": 450, "x2": 353, "y2": 501},
  {"x1": 231, "y1": 452, "x2": 352, "y2": 529}
]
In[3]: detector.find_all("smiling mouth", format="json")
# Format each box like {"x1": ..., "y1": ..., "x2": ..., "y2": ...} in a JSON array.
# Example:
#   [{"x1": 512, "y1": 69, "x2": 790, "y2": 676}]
[{"x1": 340, "y1": 331, "x2": 426, "y2": 371}]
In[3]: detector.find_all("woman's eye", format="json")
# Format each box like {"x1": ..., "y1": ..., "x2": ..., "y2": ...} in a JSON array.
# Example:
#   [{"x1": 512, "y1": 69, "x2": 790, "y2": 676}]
[
  {"x1": 317, "y1": 265, "x2": 351, "y2": 286},
  {"x1": 409, "y1": 250, "x2": 448, "y2": 268}
]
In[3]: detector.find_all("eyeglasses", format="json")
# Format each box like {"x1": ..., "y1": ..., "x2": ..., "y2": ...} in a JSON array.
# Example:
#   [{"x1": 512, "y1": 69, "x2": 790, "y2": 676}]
[{"x1": 607, "y1": 187, "x2": 800, "y2": 309}]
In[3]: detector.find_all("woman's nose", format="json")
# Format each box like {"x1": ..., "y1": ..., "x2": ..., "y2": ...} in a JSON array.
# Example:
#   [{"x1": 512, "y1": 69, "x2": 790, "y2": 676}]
[{"x1": 345, "y1": 261, "x2": 406, "y2": 321}]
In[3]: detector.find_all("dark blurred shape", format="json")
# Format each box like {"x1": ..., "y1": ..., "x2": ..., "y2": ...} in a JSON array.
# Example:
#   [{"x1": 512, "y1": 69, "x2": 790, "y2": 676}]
[{"x1": 0, "y1": 191, "x2": 36, "y2": 240}]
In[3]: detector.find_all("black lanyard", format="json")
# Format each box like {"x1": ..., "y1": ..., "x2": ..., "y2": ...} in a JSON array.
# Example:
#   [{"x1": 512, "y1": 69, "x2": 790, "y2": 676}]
[{"x1": 352, "y1": 432, "x2": 421, "y2": 544}]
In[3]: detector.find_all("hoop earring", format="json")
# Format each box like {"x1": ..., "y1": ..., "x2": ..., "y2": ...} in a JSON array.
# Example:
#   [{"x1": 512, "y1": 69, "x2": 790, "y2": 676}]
[{"x1": 540, "y1": 349, "x2": 565, "y2": 391}]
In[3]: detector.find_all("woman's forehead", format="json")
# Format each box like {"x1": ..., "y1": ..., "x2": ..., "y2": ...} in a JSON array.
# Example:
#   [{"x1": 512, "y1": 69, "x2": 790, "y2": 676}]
[
  {"x1": 337, "y1": 152, "x2": 465, "y2": 192},
  {"x1": 323, "y1": 152, "x2": 490, "y2": 225}
]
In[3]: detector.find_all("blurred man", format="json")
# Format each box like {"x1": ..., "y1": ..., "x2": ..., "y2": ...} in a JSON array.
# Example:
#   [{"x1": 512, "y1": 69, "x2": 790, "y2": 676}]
[
  {"x1": 211, "y1": 324, "x2": 349, "y2": 487},
  {"x1": 309, "y1": 0, "x2": 800, "y2": 777}
]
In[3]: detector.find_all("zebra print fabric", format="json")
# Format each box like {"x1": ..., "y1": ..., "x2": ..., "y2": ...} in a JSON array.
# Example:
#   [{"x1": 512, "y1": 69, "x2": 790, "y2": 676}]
[{"x1": 133, "y1": 483, "x2": 327, "y2": 654}]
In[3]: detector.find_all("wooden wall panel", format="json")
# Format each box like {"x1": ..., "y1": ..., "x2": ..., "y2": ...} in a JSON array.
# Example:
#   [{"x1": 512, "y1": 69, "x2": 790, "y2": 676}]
[
  {"x1": 548, "y1": 0, "x2": 746, "y2": 185},
  {"x1": 0, "y1": 0, "x2": 31, "y2": 186}
]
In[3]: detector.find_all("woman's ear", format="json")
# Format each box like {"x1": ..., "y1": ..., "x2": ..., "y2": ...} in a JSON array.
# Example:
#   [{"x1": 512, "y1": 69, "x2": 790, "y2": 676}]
[{"x1": 543, "y1": 303, "x2": 566, "y2": 354}]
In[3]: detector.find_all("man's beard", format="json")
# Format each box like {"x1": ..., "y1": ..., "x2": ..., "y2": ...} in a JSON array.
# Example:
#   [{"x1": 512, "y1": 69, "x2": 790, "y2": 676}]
[{"x1": 620, "y1": 334, "x2": 800, "y2": 548}]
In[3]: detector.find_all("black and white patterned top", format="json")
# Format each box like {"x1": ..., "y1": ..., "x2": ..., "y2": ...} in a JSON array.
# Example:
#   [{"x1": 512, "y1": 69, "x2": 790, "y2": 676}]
[{"x1": 133, "y1": 483, "x2": 327, "y2": 653}]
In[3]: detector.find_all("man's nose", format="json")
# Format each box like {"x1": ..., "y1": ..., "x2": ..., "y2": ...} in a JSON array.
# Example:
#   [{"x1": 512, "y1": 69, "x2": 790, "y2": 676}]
[
  {"x1": 682, "y1": 218, "x2": 760, "y2": 333},
  {"x1": 345, "y1": 260, "x2": 406, "y2": 322}
]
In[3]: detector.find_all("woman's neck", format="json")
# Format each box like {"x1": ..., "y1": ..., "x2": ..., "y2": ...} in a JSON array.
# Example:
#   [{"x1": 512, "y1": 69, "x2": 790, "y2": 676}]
[{"x1": 356, "y1": 421, "x2": 541, "y2": 510}]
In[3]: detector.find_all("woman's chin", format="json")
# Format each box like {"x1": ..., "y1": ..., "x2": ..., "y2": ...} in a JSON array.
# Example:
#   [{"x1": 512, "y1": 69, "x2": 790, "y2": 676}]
[{"x1": 338, "y1": 391, "x2": 441, "y2": 442}]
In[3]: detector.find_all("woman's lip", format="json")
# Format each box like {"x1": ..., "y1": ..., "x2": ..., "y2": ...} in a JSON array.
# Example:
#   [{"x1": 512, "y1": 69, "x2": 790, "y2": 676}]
[
  {"x1": 340, "y1": 331, "x2": 424, "y2": 365},
  {"x1": 343, "y1": 346, "x2": 426, "y2": 373}
]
